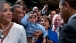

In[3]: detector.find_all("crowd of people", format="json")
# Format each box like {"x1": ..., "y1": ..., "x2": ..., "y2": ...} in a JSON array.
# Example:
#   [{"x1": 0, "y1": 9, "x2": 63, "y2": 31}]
[
  {"x1": 0, "y1": 0, "x2": 63, "y2": 43},
  {"x1": 0, "y1": 0, "x2": 76, "y2": 43}
]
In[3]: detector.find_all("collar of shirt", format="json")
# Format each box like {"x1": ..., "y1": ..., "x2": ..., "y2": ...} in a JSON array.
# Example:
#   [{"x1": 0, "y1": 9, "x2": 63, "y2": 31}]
[
  {"x1": 52, "y1": 25, "x2": 60, "y2": 32},
  {"x1": 68, "y1": 14, "x2": 76, "y2": 23}
]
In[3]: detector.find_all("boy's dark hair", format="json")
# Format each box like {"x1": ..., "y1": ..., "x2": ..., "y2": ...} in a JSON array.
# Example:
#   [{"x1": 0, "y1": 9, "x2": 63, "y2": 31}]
[{"x1": 27, "y1": 11, "x2": 38, "y2": 15}]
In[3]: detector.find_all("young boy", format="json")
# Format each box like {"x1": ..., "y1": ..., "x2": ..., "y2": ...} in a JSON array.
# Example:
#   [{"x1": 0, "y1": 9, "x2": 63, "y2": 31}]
[{"x1": 20, "y1": 11, "x2": 47, "y2": 43}]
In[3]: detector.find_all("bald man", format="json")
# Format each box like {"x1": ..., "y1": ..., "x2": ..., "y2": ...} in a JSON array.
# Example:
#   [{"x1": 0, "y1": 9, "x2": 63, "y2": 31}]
[{"x1": 52, "y1": 14, "x2": 62, "y2": 38}]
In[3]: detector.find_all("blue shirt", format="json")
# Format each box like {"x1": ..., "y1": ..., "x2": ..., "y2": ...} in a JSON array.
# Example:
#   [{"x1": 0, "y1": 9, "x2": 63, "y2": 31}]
[
  {"x1": 20, "y1": 14, "x2": 47, "y2": 38},
  {"x1": 48, "y1": 29, "x2": 58, "y2": 43}
]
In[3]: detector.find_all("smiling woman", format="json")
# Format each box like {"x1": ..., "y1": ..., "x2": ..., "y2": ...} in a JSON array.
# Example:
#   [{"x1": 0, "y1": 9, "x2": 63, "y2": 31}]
[
  {"x1": 0, "y1": 1, "x2": 27, "y2": 43},
  {"x1": 39, "y1": 16, "x2": 58, "y2": 43}
]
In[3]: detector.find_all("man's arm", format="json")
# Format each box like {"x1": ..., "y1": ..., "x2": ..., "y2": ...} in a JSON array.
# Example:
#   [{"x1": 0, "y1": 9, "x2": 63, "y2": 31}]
[{"x1": 20, "y1": 14, "x2": 29, "y2": 27}]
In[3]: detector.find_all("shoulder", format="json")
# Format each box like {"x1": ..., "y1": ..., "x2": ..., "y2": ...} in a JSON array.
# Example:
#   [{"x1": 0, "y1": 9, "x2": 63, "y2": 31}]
[
  {"x1": 37, "y1": 23, "x2": 44, "y2": 28},
  {"x1": 13, "y1": 23, "x2": 24, "y2": 28},
  {"x1": 48, "y1": 29, "x2": 58, "y2": 42},
  {"x1": 61, "y1": 24, "x2": 73, "y2": 32},
  {"x1": 13, "y1": 23, "x2": 26, "y2": 34},
  {"x1": 62, "y1": 19, "x2": 76, "y2": 32},
  {"x1": 59, "y1": 20, "x2": 76, "y2": 43},
  {"x1": 38, "y1": 24, "x2": 45, "y2": 29},
  {"x1": 68, "y1": 19, "x2": 76, "y2": 28},
  {"x1": 62, "y1": 18, "x2": 76, "y2": 31},
  {"x1": 48, "y1": 29, "x2": 57, "y2": 35},
  {"x1": 13, "y1": 23, "x2": 25, "y2": 31},
  {"x1": 60, "y1": 24, "x2": 76, "y2": 38}
]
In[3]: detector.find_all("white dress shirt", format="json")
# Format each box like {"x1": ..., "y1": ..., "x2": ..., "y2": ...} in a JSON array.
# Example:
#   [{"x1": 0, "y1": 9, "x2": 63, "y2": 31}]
[{"x1": 52, "y1": 25, "x2": 60, "y2": 39}]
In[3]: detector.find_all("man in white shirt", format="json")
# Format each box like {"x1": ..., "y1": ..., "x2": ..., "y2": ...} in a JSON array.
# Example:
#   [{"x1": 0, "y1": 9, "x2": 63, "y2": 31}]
[{"x1": 52, "y1": 14, "x2": 62, "y2": 38}]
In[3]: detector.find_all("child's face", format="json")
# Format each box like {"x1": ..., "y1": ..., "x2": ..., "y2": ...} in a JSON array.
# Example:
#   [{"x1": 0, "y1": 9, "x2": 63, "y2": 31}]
[{"x1": 28, "y1": 13, "x2": 37, "y2": 23}]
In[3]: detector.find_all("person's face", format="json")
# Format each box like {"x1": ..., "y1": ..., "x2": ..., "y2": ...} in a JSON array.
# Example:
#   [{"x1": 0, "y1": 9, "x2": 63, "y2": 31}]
[
  {"x1": 39, "y1": 18, "x2": 50, "y2": 30},
  {"x1": 53, "y1": 15, "x2": 62, "y2": 27},
  {"x1": 13, "y1": 7, "x2": 24, "y2": 23},
  {"x1": 37, "y1": 12, "x2": 41, "y2": 19},
  {"x1": 59, "y1": 1, "x2": 69, "y2": 23},
  {"x1": 19, "y1": 2, "x2": 24, "y2": 6},
  {"x1": 28, "y1": 13, "x2": 37, "y2": 24},
  {"x1": 50, "y1": 11, "x2": 56, "y2": 18},
  {"x1": 0, "y1": 3, "x2": 12, "y2": 23},
  {"x1": 34, "y1": 8, "x2": 38, "y2": 12}
]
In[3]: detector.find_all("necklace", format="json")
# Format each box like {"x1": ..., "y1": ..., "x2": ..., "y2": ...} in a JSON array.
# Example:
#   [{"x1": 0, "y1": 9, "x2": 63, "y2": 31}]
[{"x1": 0, "y1": 22, "x2": 11, "y2": 39}]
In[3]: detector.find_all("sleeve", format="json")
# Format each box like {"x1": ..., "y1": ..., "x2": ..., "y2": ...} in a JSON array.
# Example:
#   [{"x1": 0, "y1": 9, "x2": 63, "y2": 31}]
[
  {"x1": 38, "y1": 24, "x2": 47, "y2": 38},
  {"x1": 20, "y1": 14, "x2": 29, "y2": 27},
  {"x1": 20, "y1": 26, "x2": 27, "y2": 43},
  {"x1": 53, "y1": 32, "x2": 58, "y2": 43},
  {"x1": 48, "y1": 30, "x2": 58, "y2": 43}
]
